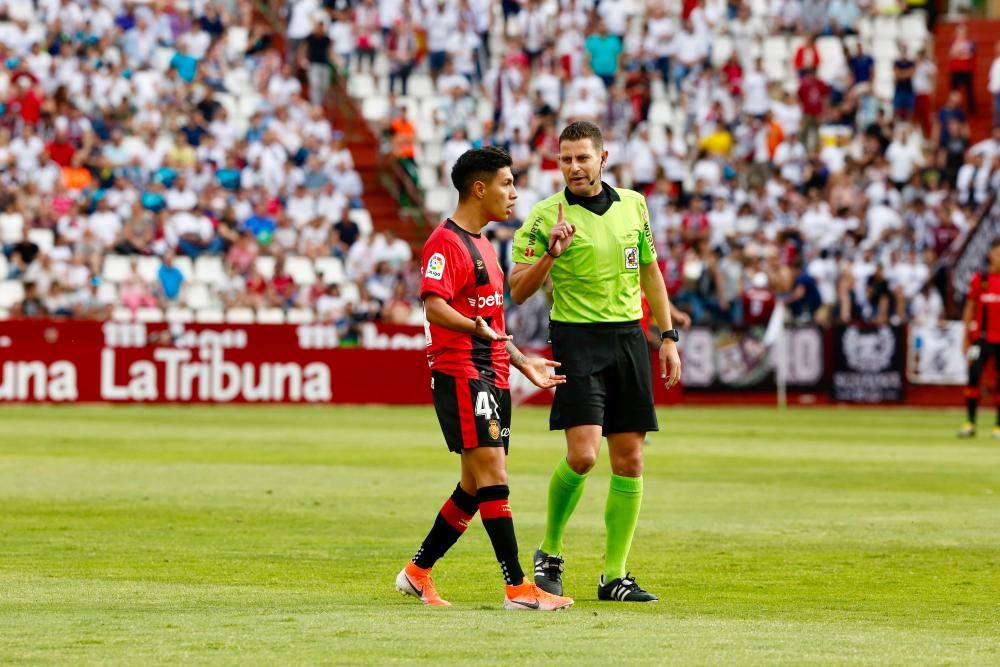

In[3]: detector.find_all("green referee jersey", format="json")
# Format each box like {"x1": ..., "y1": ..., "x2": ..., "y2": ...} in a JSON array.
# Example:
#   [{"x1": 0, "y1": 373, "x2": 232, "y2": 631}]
[{"x1": 513, "y1": 185, "x2": 657, "y2": 323}]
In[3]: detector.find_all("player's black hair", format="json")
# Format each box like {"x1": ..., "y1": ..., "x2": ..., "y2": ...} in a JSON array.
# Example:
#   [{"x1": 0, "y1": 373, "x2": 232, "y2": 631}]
[
  {"x1": 450, "y1": 147, "x2": 512, "y2": 200},
  {"x1": 558, "y1": 121, "x2": 604, "y2": 152}
]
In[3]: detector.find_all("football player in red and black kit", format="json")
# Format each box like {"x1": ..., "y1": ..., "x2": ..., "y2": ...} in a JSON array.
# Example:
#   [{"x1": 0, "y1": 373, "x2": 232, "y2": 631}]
[
  {"x1": 395, "y1": 148, "x2": 575, "y2": 611},
  {"x1": 959, "y1": 237, "x2": 1000, "y2": 438}
]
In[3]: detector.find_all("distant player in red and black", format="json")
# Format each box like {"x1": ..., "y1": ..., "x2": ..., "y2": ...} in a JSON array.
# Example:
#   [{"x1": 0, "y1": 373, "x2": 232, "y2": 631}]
[
  {"x1": 959, "y1": 237, "x2": 1000, "y2": 438},
  {"x1": 395, "y1": 147, "x2": 575, "y2": 611}
]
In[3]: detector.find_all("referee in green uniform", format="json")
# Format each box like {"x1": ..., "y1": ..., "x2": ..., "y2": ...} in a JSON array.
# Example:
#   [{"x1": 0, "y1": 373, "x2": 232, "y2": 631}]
[{"x1": 509, "y1": 121, "x2": 681, "y2": 603}]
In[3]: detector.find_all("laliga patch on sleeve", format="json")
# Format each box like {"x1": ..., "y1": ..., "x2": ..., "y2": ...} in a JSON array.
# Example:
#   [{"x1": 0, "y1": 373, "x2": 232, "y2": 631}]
[
  {"x1": 624, "y1": 246, "x2": 639, "y2": 269},
  {"x1": 425, "y1": 252, "x2": 446, "y2": 280}
]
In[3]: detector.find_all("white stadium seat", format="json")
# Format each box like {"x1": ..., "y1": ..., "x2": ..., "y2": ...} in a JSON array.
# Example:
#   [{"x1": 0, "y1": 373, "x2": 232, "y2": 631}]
[
  {"x1": 137, "y1": 256, "x2": 162, "y2": 283},
  {"x1": 165, "y1": 307, "x2": 194, "y2": 323},
  {"x1": 0, "y1": 254, "x2": 8, "y2": 279},
  {"x1": 361, "y1": 97, "x2": 390, "y2": 122},
  {"x1": 898, "y1": 12, "x2": 928, "y2": 41},
  {"x1": 255, "y1": 256, "x2": 276, "y2": 280},
  {"x1": 348, "y1": 209, "x2": 374, "y2": 237},
  {"x1": 407, "y1": 74, "x2": 434, "y2": 98},
  {"x1": 97, "y1": 281, "x2": 119, "y2": 304},
  {"x1": 194, "y1": 256, "x2": 227, "y2": 286},
  {"x1": 339, "y1": 282, "x2": 360, "y2": 305},
  {"x1": 256, "y1": 308, "x2": 286, "y2": 324},
  {"x1": 648, "y1": 101, "x2": 673, "y2": 128},
  {"x1": 348, "y1": 72, "x2": 375, "y2": 98},
  {"x1": 111, "y1": 306, "x2": 133, "y2": 322},
  {"x1": 418, "y1": 141, "x2": 442, "y2": 167},
  {"x1": 183, "y1": 282, "x2": 213, "y2": 310},
  {"x1": 102, "y1": 255, "x2": 131, "y2": 283},
  {"x1": 195, "y1": 308, "x2": 225, "y2": 323},
  {"x1": 286, "y1": 308, "x2": 315, "y2": 324},
  {"x1": 425, "y1": 186, "x2": 453, "y2": 216},
  {"x1": 225, "y1": 307, "x2": 255, "y2": 323},
  {"x1": 0, "y1": 280, "x2": 25, "y2": 308},
  {"x1": 135, "y1": 307, "x2": 164, "y2": 323},
  {"x1": 418, "y1": 165, "x2": 440, "y2": 189},
  {"x1": 27, "y1": 228, "x2": 54, "y2": 254},
  {"x1": 711, "y1": 35, "x2": 735, "y2": 67},
  {"x1": 285, "y1": 255, "x2": 317, "y2": 285},
  {"x1": 315, "y1": 257, "x2": 346, "y2": 284},
  {"x1": 225, "y1": 26, "x2": 249, "y2": 60},
  {"x1": 416, "y1": 117, "x2": 441, "y2": 143},
  {"x1": 172, "y1": 256, "x2": 194, "y2": 281}
]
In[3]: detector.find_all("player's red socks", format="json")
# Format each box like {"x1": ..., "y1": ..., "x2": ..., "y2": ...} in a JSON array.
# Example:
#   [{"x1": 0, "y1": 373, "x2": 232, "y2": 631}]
[
  {"x1": 412, "y1": 483, "x2": 478, "y2": 569},
  {"x1": 477, "y1": 485, "x2": 526, "y2": 586}
]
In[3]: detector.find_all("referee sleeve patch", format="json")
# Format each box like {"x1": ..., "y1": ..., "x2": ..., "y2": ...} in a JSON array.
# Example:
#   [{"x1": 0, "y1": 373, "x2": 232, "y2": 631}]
[
  {"x1": 624, "y1": 246, "x2": 639, "y2": 269},
  {"x1": 425, "y1": 252, "x2": 446, "y2": 280}
]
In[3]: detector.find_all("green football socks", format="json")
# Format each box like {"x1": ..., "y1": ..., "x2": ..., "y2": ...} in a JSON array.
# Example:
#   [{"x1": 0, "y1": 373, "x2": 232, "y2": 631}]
[
  {"x1": 604, "y1": 474, "x2": 643, "y2": 582},
  {"x1": 540, "y1": 458, "x2": 589, "y2": 555}
]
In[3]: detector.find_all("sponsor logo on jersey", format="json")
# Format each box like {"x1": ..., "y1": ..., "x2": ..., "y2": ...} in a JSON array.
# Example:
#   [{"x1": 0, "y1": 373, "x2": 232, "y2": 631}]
[
  {"x1": 624, "y1": 246, "x2": 639, "y2": 269},
  {"x1": 466, "y1": 291, "x2": 504, "y2": 309},
  {"x1": 525, "y1": 247, "x2": 536, "y2": 257},
  {"x1": 425, "y1": 253, "x2": 445, "y2": 280}
]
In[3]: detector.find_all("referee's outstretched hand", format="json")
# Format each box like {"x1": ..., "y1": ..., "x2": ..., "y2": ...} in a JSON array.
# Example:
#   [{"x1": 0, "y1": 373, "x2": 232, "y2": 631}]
[
  {"x1": 548, "y1": 203, "x2": 576, "y2": 257},
  {"x1": 660, "y1": 340, "x2": 682, "y2": 390},
  {"x1": 473, "y1": 316, "x2": 512, "y2": 342}
]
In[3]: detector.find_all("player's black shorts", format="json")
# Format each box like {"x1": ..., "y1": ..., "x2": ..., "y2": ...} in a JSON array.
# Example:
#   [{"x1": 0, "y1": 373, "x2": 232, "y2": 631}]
[
  {"x1": 549, "y1": 320, "x2": 658, "y2": 436},
  {"x1": 967, "y1": 340, "x2": 1000, "y2": 388},
  {"x1": 432, "y1": 371, "x2": 511, "y2": 454}
]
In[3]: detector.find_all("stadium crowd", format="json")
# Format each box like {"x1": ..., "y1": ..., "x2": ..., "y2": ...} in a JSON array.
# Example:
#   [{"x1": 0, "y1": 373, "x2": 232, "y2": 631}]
[
  {"x1": 1, "y1": 0, "x2": 999, "y2": 337},
  {"x1": 0, "y1": 0, "x2": 423, "y2": 337},
  {"x1": 364, "y1": 0, "x2": 999, "y2": 332}
]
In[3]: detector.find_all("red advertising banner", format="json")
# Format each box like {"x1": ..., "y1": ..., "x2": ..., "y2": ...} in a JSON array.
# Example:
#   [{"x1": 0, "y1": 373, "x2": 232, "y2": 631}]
[
  {"x1": 0, "y1": 320, "x2": 415, "y2": 404},
  {"x1": 0, "y1": 320, "x2": 682, "y2": 405}
]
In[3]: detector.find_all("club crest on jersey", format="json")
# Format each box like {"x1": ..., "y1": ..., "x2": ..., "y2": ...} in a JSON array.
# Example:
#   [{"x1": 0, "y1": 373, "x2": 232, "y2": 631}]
[
  {"x1": 425, "y1": 252, "x2": 445, "y2": 280},
  {"x1": 488, "y1": 419, "x2": 501, "y2": 440},
  {"x1": 624, "y1": 246, "x2": 639, "y2": 269}
]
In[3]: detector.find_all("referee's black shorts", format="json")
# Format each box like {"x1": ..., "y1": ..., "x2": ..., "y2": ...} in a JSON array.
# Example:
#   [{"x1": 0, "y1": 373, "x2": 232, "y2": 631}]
[{"x1": 549, "y1": 320, "x2": 658, "y2": 436}]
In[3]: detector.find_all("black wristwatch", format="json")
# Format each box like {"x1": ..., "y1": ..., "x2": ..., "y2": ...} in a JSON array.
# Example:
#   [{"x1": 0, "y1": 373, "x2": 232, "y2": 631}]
[{"x1": 660, "y1": 329, "x2": 679, "y2": 343}]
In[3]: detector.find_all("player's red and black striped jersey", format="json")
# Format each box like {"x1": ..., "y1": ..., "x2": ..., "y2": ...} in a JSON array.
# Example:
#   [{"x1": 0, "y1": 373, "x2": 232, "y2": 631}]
[
  {"x1": 420, "y1": 219, "x2": 510, "y2": 388},
  {"x1": 968, "y1": 271, "x2": 1000, "y2": 343}
]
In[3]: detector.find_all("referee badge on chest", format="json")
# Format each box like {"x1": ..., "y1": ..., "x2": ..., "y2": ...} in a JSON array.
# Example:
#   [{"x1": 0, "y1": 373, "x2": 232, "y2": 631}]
[
  {"x1": 624, "y1": 246, "x2": 639, "y2": 270},
  {"x1": 488, "y1": 419, "x2": 501, "y2": 440}
]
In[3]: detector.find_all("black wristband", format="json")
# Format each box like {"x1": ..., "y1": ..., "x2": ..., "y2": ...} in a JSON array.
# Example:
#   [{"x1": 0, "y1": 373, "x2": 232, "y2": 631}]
[{"x1": 546, "y1": 246, "x2": 559, "y2": 259}]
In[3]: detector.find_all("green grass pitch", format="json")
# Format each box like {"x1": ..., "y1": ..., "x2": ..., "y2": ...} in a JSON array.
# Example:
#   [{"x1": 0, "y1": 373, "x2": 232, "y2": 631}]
[{"x1": 1, "y1": 405, "x2": 998, "y2": 665}]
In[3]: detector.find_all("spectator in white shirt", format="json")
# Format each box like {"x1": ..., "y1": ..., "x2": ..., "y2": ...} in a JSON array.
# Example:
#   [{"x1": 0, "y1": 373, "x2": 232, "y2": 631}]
[
  {"x1": 330, "y1": 162, "x2": 364, "y2": 207},
  {"x1": 165, "y1": 175, "x2": 198, "y2": 211},
  {"x1": 990, "y1": 41, "x2": 1000, "y2": 130},
  {"x1": 598, "y1": 0, "x2": 629, "y2": 38},
  {"x1": 9, "y1": 123, "x2": 43, "y2": 175},
  {"x1": 441, "y1": 128, "x2": 473, "y2": 182},
  {"x1": 743, "y1": 58, "x2": 771, "y2": 118},
  {"x1": 885, "y1": 126, "x2": 923, "y2": 188},
  {"x1": 287, "y1": 184, "x2": 319, "y2": 228},
  {"x1": 88, "y1": 199, "x2": 124, "y2": 250}
]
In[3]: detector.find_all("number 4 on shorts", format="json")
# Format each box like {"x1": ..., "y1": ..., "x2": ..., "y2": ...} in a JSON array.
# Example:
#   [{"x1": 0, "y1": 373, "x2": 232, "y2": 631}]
[{"x1": 475, "y1": 391, "x2": 500, "y2": 420}]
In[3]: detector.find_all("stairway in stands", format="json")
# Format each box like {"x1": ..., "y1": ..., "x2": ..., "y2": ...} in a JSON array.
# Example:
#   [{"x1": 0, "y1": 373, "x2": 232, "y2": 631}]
[
  {"x1": 934, "y1": 19, "x2": 999, "y2": 143},
  {"x1": 327, "y1": 89, "x2": 428, "y2": 250}
]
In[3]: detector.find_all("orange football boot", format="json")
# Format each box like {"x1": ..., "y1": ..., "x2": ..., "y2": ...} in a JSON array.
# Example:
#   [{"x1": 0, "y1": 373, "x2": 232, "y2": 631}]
[
  {"x1": 503, "y1": 580, "x2": 574, "y2": 611},
  {"x1": 395, "y1": 562, "x2": 450, "y2": 606}
]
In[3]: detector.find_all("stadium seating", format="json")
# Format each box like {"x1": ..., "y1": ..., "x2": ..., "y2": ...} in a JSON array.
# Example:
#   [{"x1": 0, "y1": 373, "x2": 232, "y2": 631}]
[{"x1": 0, "y1": 0, "x2": 981, "y2": 333}]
